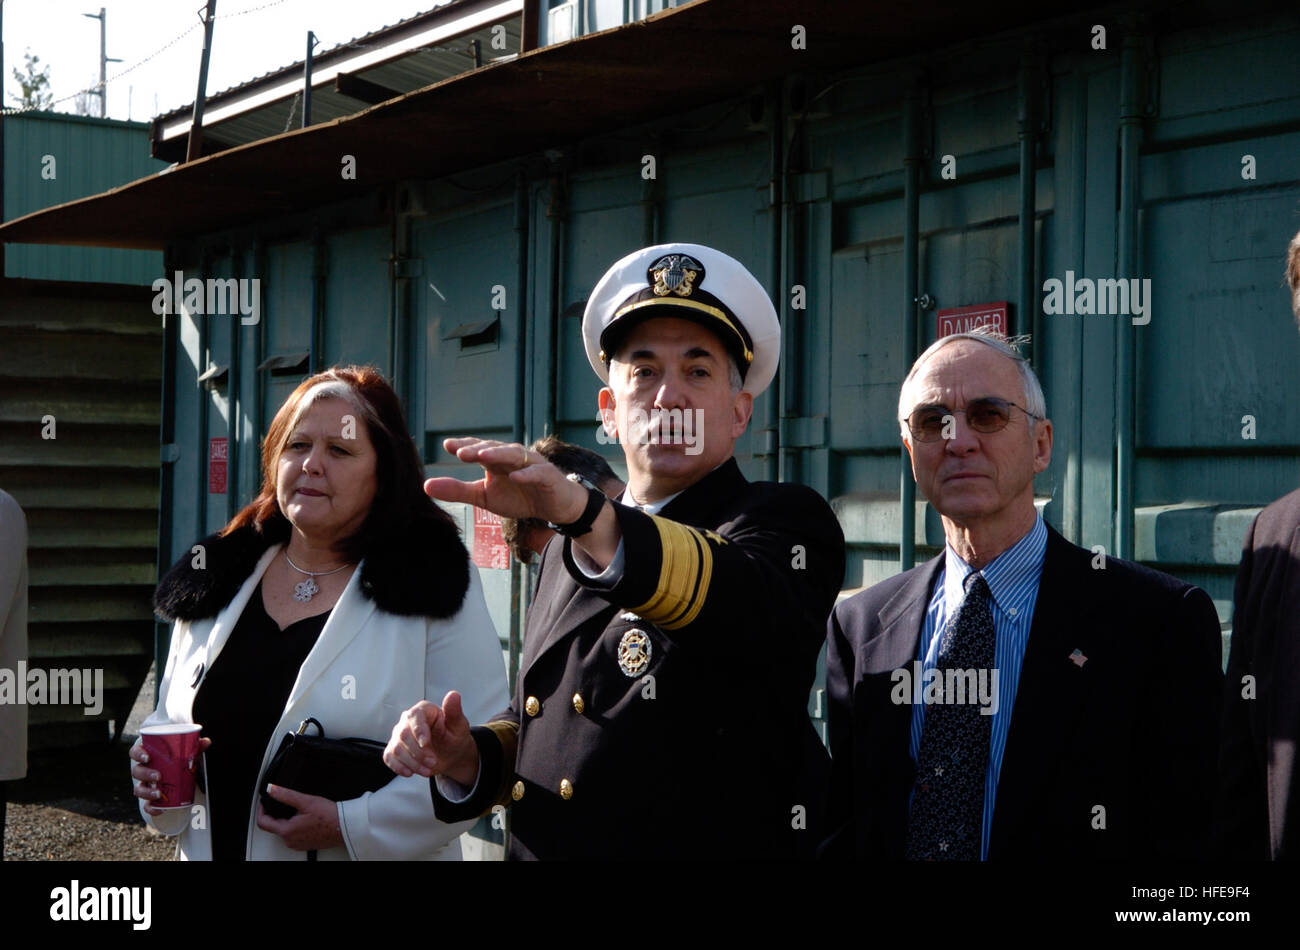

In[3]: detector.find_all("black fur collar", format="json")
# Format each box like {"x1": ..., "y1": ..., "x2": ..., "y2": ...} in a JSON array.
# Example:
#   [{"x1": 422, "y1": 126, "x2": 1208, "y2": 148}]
[{"x1": 153, "y1": 513, "x2": 471, "y2": 622}]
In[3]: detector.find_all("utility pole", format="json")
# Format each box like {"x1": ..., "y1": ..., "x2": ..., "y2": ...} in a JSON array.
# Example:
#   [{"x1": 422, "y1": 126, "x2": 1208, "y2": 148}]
[
  {"x1": 82, "y1": 7, "x2": 123, "y2": 118},
  {"x1": 303, "y1": 31, "x2": 319, "y2": 128},
  {"x1": 186, "y1": 0, "x2": 218, "y2": 162}
]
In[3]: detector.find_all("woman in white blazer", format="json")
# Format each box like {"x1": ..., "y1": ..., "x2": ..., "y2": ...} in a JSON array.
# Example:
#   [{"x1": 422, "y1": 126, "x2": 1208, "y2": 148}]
[{"x1": 130, "y1": 365, "x2": 507, "y2": 860}]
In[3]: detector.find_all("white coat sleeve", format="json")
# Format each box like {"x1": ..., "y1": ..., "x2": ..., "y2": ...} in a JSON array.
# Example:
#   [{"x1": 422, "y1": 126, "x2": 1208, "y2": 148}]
[
  {"x1": 336, "y1": 568, "x2": 509, "y2": 859},
  {"x1": 134, "y1": 618, "x2": 192, "y2": 837}
]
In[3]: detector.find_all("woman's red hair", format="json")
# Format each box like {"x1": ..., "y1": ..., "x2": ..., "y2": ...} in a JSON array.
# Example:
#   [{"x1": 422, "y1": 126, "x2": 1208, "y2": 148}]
[{"x1": 221, "y1": 365, "x2": 452, "y2": 561}]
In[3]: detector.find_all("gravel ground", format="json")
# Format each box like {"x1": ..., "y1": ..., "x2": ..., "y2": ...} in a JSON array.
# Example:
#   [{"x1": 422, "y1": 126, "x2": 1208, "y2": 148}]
[{"x1": 4, "y1": 663, "x2": 175, "y2": 861}]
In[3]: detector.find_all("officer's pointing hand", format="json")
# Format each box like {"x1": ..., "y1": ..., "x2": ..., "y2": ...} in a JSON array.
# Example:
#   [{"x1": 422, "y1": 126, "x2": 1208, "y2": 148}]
[
  {"x1": 424, "y1": 437, "x2": 588, "y2": 524},
  {"x1": 384, "y1": 690, "x2": 480, "y2": 787}
]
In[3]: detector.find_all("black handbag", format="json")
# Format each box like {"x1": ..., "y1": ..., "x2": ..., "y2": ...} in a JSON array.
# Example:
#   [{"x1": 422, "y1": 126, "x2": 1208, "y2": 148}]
[{"x1": 259, "y1": 717, "x2": 395, "y2": 821}]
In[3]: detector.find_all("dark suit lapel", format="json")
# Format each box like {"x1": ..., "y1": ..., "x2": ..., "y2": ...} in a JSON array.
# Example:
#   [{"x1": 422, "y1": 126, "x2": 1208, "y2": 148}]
[
  {"x1": 988, "y1": 527, "x2": 1093, "y2": 855},
  {"x1": 867, "y1": 559, "x2": 942, "y2": 671},
  {"x1": 859, "y1": 556, "x2": 943, "y2": 857},
  {"x1": 520, "y1": 540, "x2": 614, "y2": 676}
]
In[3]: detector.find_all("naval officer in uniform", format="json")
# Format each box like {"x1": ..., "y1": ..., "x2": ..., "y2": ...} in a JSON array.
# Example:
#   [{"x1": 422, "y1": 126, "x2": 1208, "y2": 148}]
[{"x1": 384, "y1": 242, "x2": 846, "y2": 859}]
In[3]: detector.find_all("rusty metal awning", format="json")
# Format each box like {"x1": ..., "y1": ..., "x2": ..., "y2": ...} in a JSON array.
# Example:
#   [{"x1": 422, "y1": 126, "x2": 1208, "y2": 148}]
[
  {"x1": 150, "y1": 0, "x2": 524, "y2": 162},
  {"x1": 0, "y1": 0, "x2": 1093, "y2": 251}
]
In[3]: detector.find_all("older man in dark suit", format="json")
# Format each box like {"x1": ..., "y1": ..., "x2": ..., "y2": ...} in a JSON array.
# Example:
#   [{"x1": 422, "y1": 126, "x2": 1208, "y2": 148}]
[
  {"x1": 1215, "y1": 230, "x2": 1300, "y2": 861},
  {"x1": 822, "y1": 330, "x2": 1222, "y2": 860}
]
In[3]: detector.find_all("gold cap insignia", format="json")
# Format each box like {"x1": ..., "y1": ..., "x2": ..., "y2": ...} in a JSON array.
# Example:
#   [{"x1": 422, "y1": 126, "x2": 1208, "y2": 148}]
[{"x1": 649, "y1": 254, "x2": 703, "y2": 298}]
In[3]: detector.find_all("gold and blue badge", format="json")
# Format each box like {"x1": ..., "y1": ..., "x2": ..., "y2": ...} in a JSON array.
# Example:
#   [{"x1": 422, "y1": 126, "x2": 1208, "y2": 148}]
[{"x1": 617, "y1": 628, "x2": 653, "y2": 677}]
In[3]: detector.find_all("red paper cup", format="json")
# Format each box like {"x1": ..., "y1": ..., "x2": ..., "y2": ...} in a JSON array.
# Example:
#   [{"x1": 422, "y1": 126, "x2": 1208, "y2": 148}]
[{"x1": 140, "y1": 723, "x2": 203, "y2": 809}]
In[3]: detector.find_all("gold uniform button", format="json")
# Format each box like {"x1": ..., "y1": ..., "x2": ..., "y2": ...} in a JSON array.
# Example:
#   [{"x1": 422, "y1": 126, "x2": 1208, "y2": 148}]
[
  {"x1": 525, "y1": 696, "x2": 540, "y2": 717},
  {"x1": 511, "y1": 781, "x2": 525, "y2": 801},
  {"x1": 560, "y1": 779, "x2": 574, "y2": 801},
  {"x1": 572, "y1": 693, "x2": 585, "y2": 714}
]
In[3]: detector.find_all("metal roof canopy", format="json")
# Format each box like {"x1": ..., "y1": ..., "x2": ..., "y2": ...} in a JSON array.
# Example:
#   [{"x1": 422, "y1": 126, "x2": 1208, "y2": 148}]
[
  {"x1": 151, "y1": 0, "x2": 524, "y2": 162},
  {"x1": 0, "y1": 0, "x2": 1099, "y2": 252}
]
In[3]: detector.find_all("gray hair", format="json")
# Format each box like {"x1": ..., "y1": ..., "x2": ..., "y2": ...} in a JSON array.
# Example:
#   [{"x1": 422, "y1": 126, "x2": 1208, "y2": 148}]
[
  {"x1": 897, "y1": 329, "x2": 1047, "y2": 443},
  {"x1": 283, "y1": 375, "x2": 391, "y2": 449},
  {"x1": 726, "y1": 354, "x2": 743, "y2": 395}
]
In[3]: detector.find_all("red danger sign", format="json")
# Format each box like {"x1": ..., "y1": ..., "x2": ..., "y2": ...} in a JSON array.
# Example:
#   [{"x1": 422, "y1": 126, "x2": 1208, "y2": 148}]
[
  {"x1": 208, "y1": 438, "x2": 228, "y2": 495},
  {"x1": 472, "y1": 507, "x2": 510, "y2": 570},
  {"x1": 936, "y1": 302, "x2": 1008, "y2": 338}
]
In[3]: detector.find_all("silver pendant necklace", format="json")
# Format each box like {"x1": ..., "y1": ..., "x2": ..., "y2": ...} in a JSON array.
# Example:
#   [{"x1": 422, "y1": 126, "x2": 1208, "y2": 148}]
[{"x1": 284, "y1": 552, "x2": 350, "y2": 603}]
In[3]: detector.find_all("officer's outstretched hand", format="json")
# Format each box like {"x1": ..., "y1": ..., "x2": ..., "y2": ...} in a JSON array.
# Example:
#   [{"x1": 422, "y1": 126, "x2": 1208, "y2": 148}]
[
  {"x1": 384, "y1": 690, "x2": 480, "y2": 787},
  {"x1": 424, "y1": 437, "x2": 589, "y2": 524}
]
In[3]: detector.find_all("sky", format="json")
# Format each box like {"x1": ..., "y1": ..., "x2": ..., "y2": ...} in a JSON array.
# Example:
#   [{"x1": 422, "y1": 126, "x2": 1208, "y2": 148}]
[{"x1": 2, "y1": 0, "x2": 453, "y2": 122}]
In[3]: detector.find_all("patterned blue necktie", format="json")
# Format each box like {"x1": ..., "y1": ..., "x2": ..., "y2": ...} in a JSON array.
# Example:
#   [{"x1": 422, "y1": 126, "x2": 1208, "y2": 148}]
[{"x1": 905, "y1": 572, "x2": 995, "y2": 860}]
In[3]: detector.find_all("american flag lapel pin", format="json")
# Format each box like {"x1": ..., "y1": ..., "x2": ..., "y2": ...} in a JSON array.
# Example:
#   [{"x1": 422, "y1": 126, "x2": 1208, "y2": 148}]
[{"x1": 1069, "y1": 648, "x2": 1088, "y2": 668}]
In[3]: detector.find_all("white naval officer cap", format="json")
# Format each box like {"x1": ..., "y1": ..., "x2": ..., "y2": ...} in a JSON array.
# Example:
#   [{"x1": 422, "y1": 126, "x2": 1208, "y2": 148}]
[{"x1": 581, "y1": 242, "x2": 781, "y2": 397}]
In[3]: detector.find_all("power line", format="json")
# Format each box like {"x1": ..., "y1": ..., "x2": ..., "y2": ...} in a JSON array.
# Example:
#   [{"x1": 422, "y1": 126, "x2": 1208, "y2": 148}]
[
  {"x1": 217, "y1": 0, "x2": 292, "y2": 19},
  {"x1": 3, "y1": 0, "x2": 293, "y2": 117},
  {"x1": 5, "y1": 20, "x2": 198, "y2": 115}
]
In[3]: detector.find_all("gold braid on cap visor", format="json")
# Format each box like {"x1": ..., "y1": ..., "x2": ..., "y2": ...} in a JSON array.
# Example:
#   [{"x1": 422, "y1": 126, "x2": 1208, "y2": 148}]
[{"x1": 601, "y1": 297, "x2": 755, "y2": 365}]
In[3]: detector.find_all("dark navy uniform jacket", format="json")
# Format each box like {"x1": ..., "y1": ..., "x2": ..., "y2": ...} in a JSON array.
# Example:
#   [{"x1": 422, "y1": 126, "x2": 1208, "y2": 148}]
[{"x1": 433, "y1": 457, "x2": 846, "y2": 860}]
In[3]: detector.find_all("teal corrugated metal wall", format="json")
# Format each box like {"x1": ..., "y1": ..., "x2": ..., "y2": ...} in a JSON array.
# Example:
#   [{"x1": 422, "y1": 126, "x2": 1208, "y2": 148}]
[
  {"x1": 3, "y1": 112, "x2": 167, "y2": 283},
  {"x1": 807, "y1": 14, "x2": 1300, "y2": 639},
  {"x1": 159, "y1": 10, "x2": 1300, "y2": 750}
]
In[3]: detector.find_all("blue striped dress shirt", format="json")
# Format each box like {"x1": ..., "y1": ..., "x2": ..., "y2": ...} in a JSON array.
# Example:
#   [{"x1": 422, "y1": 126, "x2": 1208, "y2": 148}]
[{"x1": 907, "y1": 513, "x2": 1048, "y2": 860}]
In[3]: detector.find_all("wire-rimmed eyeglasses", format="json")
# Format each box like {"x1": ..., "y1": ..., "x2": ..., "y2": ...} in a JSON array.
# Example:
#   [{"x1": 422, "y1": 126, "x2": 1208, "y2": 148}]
[{"x1": 903, "y1": 396, "x2": 1042, "y2": 443}]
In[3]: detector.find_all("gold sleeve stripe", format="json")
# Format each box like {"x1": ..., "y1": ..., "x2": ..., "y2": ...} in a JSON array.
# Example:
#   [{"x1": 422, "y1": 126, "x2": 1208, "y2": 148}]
[
  {"x1": 487, "y1": 719, "x2": 519, "y2": 761},
  {"x1": 486, "y1": 719, "x2": 520, "y2": 809},
  {"x1": 631, "y1": 516, "x2": 715, "y2": 630},
  {"x1": 661, "y1": 527, "x2": 712, "y2": 630},
  {"x1": 630, "y1": 517, "x2": 687, "y2": 621},
  {"x1": 659, "y1": 527, "x2": 704, "y2": 629},
  {"x1": 635, "y1": 517, "x2": 699, "y2": 621}
]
